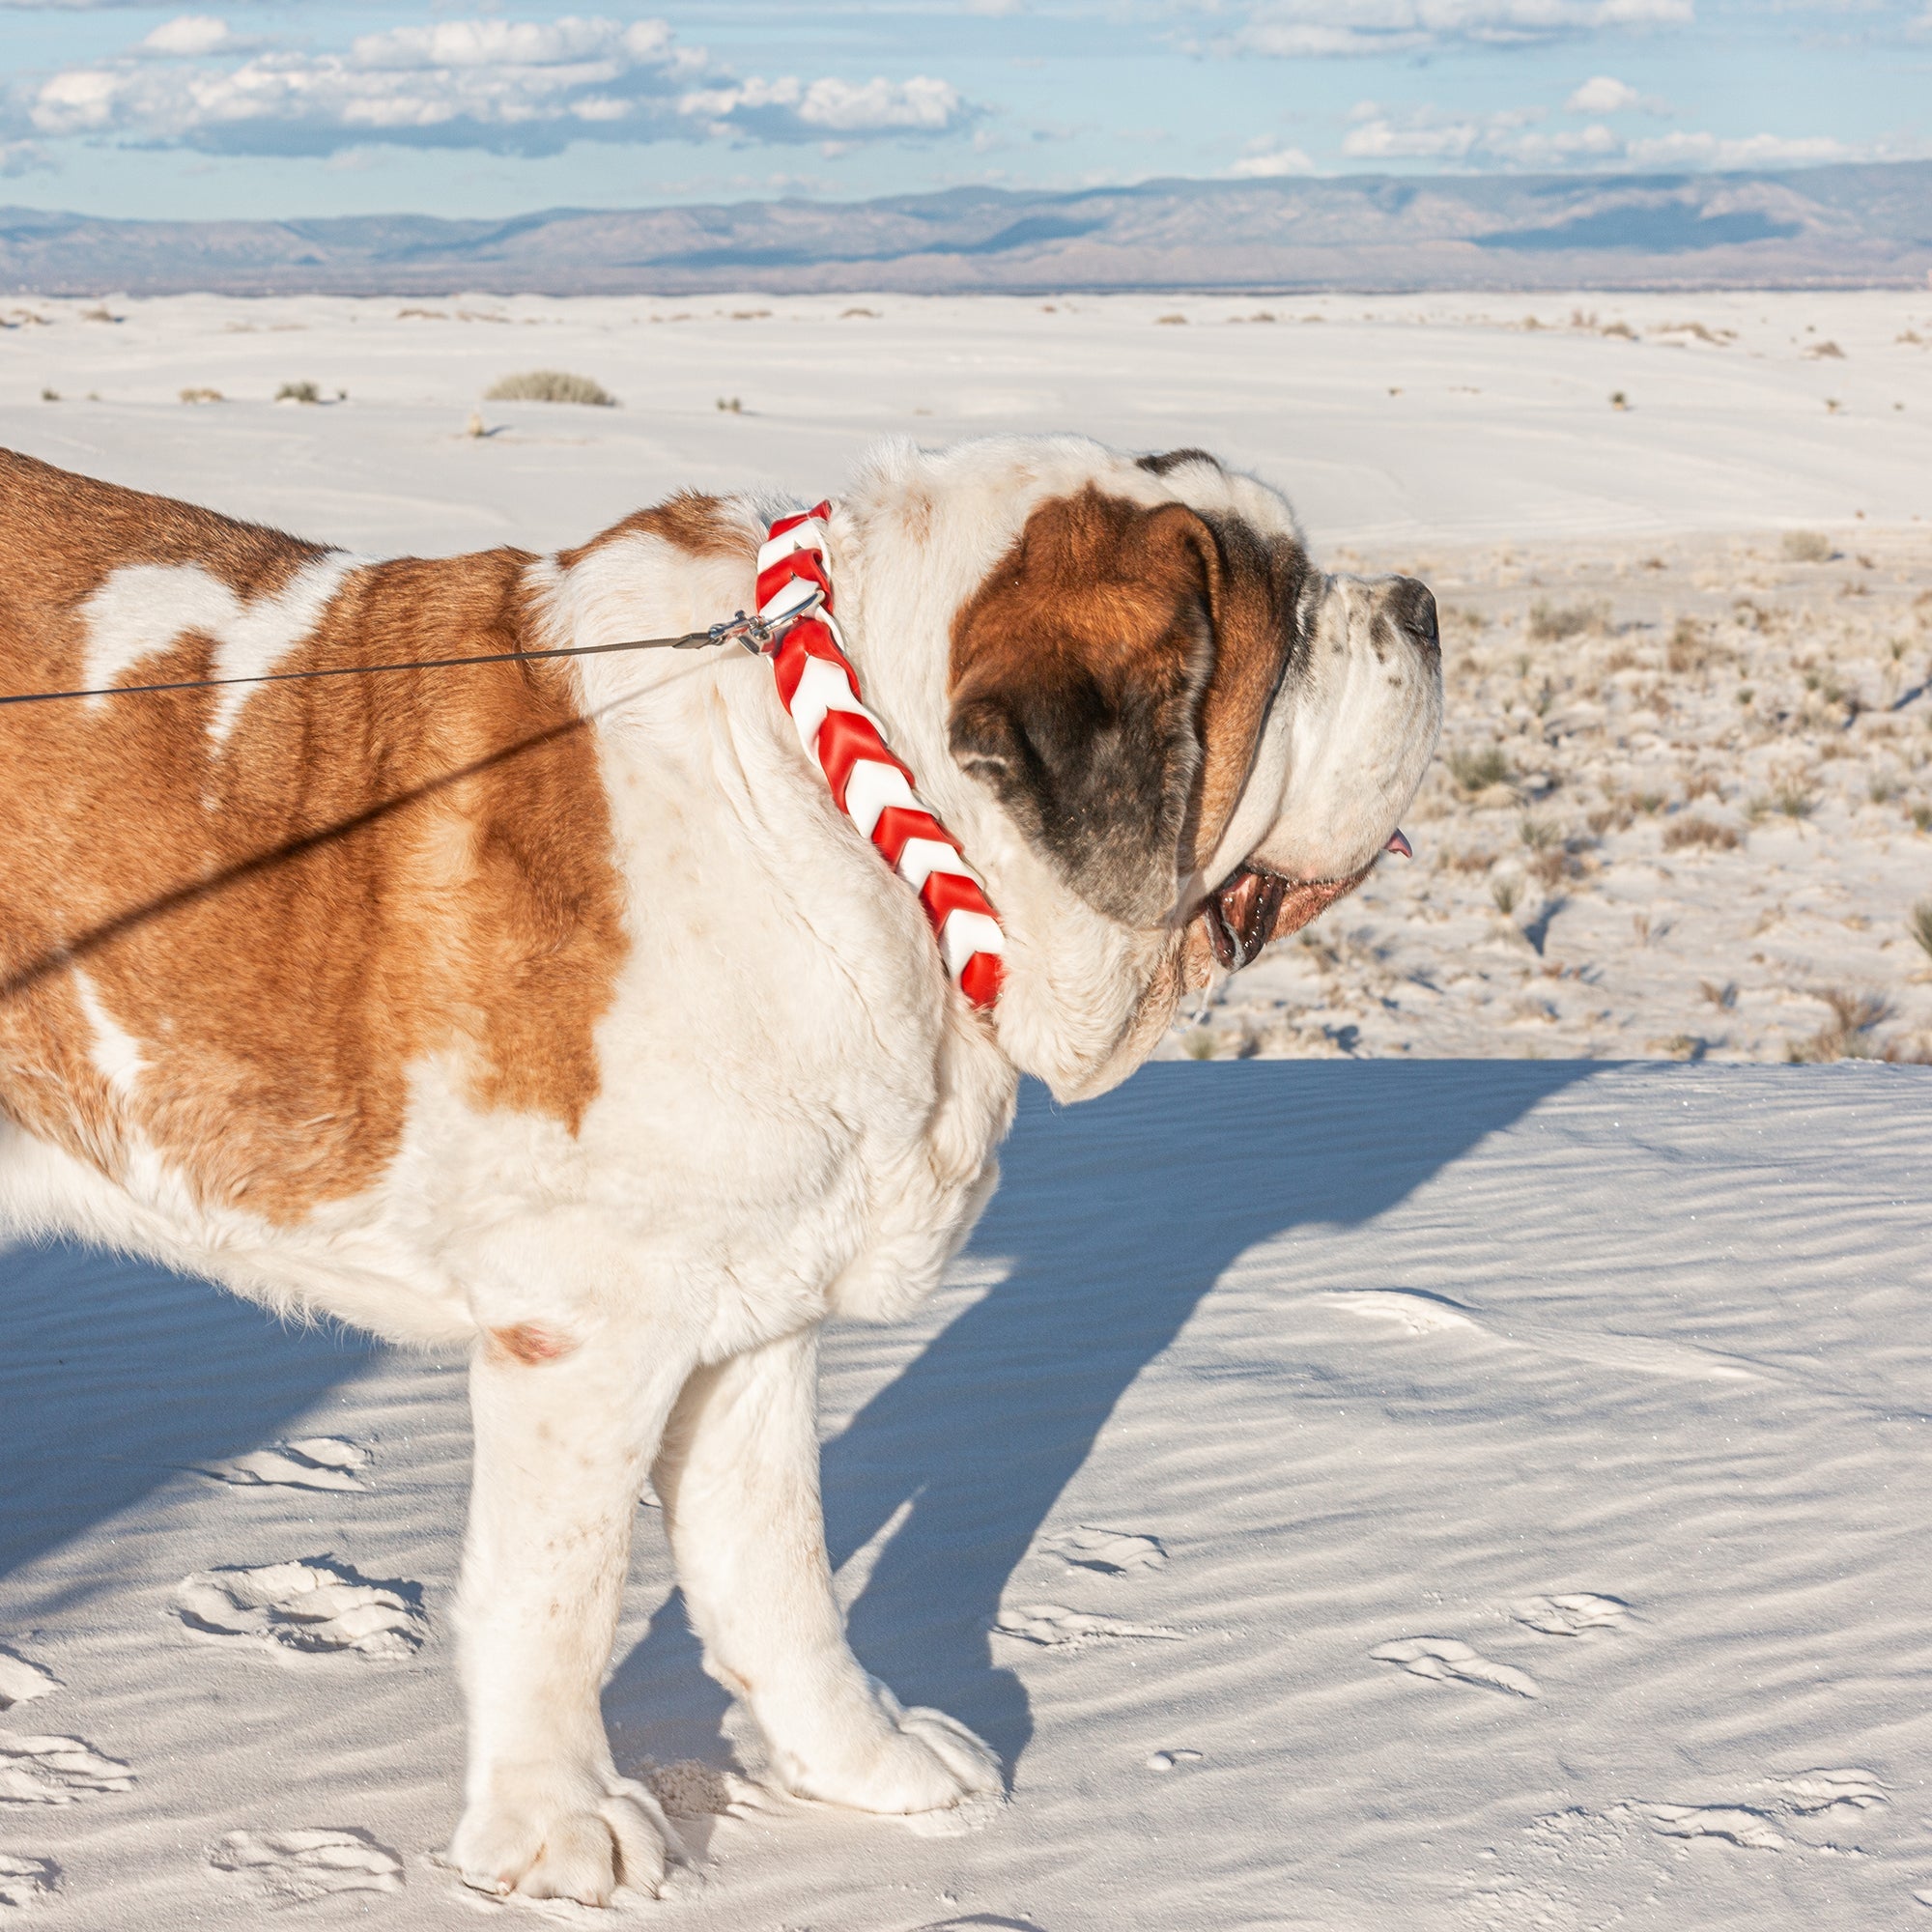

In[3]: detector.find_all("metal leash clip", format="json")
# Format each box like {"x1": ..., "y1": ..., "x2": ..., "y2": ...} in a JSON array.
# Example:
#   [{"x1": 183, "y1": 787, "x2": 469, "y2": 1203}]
[{"x1": 698, "y1": 586, "x2": 823, "y2": 658}]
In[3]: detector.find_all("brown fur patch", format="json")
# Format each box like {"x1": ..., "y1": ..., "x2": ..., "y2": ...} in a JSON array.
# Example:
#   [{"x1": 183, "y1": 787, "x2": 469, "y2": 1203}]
[
  {"x1": 489, "y1": 1322, "x2": 577, "y2": 1366},
  {"x1": 948, "y1": 485, "x2": 1303, "y2": 925},
  {"x1": 0, "y1": 451, "x2": 628, "y2": 1224},
  {"x1": 557, "y1": 489, "x2": 755, "y2": 569}
]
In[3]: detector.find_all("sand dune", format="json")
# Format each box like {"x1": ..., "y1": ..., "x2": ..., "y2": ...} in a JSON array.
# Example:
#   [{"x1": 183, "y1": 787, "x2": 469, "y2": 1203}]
[{"x1": 4, "y1": 1065, "x2": 1930, "y2": 1927}]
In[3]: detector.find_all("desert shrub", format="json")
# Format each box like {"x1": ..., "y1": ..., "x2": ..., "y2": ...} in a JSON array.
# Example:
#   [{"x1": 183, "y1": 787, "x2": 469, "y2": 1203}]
[
  {"x1": 1780, "y1": 529, "x2": 1833, "y2": 563},
  {"x1": 1528, "y1": 847, "x2": 1577, "y2": 889},
  {"x1": 275, "y1": 380, "x2": 322, "y2": 404},
  {"x1": 1447, "y1": 745, "x2": 1515, "y2": 794},
  {"x1": 1154, "y1": 314, "x2": 1187, "y2": 326},
  {"x1": 1527, "y1": 598, "x2": 1608, "y2": 641},
  {"x1": 484, "y1": 369, "x2": 617, "y2": 407},
  {"x1": 1790, "y1": 989, "x2": 1892, "y2": 1063},
  {"x1": 1666, "y1": 618, "x2": 1731, "y2": 673},
  {"x1": 1662, "y1": 816, "x2": 1741, "y2": 851},
  {"x1": 1911, "y1": 898, "x2": 1932, "y2": 962},
  {"x1": 179, "y1": 385, "x2": 222, "y2": 404},
  {"x1": 1491, "y1": 875, "x2": 1521, "y2": 916}
]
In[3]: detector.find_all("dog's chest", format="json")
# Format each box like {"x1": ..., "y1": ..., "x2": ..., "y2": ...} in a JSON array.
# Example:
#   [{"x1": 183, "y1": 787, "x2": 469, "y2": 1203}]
[{"x1": 545, "y1": 720, "x2": 1017, "y2": 1350}]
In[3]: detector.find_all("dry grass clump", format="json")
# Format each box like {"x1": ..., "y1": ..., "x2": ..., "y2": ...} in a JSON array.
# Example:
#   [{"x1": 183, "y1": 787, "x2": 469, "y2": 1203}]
[
  {"x1": 1780, "y1": 529, "x2": 1833, "y2": 564},
  {"x1": 1446, "y1": 745, "x2": 1516, "y2": 795},
  {"x1": 1749, "y1": 780, "x2": 1817, "y2": 822},
  {"x1": 179, "y1": 385, "x2": 222, "y2": 404},
  {"x1": 1911, "y1": 899, "x2": 1932, "y2": 963},
  {"x1": 1662, "y1": 816, "x2": 1742, "y2": 851},
  {"x1": 1789, "y1": 988, "x2": 1892, "y2": 1063},
  {"x1": 1665, "y1": 618, "x2": 1733, "y2": 673},
  {"x1": 484, "y1": 370, "x2": 617, "y2": 407},
  {"x1": 275, "y1": 380, "x2": 322, "y2": 404},
  {"x1": 1526, "y1": 598, "x2": 1609, "y2": 641}
]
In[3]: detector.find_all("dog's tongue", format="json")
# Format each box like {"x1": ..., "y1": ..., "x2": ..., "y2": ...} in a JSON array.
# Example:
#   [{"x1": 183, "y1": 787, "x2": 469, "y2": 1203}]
[{"x1": 1203, "y1": 830, "x2": 1411, "y2": 972}]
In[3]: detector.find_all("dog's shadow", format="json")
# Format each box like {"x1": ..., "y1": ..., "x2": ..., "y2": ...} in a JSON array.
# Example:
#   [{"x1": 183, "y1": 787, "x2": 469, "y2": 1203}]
[
  {"x1": 0, "y1": 1236, "x2": 378, "y2": 1599},
  {"x1": 604, "y1": 1058, "x2": 1590, "y2": 1778}
]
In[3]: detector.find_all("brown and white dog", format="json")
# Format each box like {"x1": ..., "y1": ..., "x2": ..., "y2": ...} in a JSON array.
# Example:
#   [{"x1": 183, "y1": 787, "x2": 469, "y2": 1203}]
[{"x1": 0, "y1": 436, "x2": 1441, "y2": 1904}]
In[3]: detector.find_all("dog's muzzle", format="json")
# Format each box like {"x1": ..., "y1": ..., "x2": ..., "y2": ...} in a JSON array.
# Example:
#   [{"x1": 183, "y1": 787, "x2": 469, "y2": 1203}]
[{"x1": 1201, "y1": 830, "x2": 1412, "y2": 972}]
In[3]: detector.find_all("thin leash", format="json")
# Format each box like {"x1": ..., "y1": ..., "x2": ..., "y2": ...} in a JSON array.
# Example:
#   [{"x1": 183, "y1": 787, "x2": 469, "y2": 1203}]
[{"x1": 0, "y1": 606, "x2": 802, "y2": 710}]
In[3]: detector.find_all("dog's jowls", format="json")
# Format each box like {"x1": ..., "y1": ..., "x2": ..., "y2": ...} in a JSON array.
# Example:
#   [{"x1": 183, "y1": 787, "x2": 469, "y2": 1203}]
[{"x1": 0, "y1": 435, "x2": 1440, "y2": 1905}]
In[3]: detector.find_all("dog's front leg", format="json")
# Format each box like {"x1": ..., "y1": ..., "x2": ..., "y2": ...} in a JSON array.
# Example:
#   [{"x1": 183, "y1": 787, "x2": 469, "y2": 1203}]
[
  {"x1": 448, "y1": 1323, "x2": 690, "y2": 1905},
  {"x1": 655, "y1": 1327, "x2": 1001, "y2": 1813}
]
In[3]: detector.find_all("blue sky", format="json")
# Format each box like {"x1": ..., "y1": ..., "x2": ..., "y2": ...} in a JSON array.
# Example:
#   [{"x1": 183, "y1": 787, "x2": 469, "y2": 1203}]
[{"x1": 1, "y1": 2, "x2": 1926, "y2": 220}]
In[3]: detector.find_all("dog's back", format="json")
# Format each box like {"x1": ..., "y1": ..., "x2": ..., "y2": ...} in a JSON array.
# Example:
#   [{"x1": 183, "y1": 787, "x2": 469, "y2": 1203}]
[{"x1": 0, "y1": 448, "x2": 627, "y2": 1230}]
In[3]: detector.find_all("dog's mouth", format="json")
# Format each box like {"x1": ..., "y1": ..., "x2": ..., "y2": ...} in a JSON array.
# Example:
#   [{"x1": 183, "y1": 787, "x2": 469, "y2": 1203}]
[{"x1": 1199, "y1": 829, "x2": 1411, "y2": 972}]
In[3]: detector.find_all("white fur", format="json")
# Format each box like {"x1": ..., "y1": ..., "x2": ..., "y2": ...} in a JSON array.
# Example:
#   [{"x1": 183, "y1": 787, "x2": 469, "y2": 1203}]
[
  {"x1": 78, "y1": 554, "x2": 365, "y2": 740},
  {"x1": 1, "y1": 438, "x2": 1437, "y2": 1907},
  {"x1": 71, "y1": 969, "x2": 145, "y2": 1097}
]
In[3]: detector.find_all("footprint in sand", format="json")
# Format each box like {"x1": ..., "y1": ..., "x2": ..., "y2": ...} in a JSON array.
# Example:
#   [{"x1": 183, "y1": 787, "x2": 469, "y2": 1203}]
[
  {"x1": 0, "y1": 1650, "x2": 59, "y2": 1713},
  {"x1": 993, "y1": 1606, "x2": 1182, "y2": 1652},
  {"x1": 1778, "y1": 1768, "x2": 1887, "y2": 1815},
  {"x1": 1037, "y1": 1526, "x2": 1167, "y2": 1577},
  {"x1": 1371, "y1": 1637, "x2": 1541, "y2": 1698},
  {"x1": 643, "y1": 1759, "x2": 772, "y2": 1821},
  {"x1": 208, "y1": 1828, "x2": 403, "y2": 1902},
  {"x1": 195, "y1": 1437, "x2": 372, "y2": 1492},
  {"x1": 1643, "y1": 1803, "x2": 1786, "y2": 1850},
  {"x1": 0, "y1": 1853, "x2": 59, "y2": 1907},
  {"x1": 0, "y1": 1732, "x2": 133, "y2": 1804},
  {"x1": 1513, "y1": 1593, "x2": 1633, "y2": 1637},
  {"x1": 174, "y1": 1559, "x2": 425, "y2": 1662}
]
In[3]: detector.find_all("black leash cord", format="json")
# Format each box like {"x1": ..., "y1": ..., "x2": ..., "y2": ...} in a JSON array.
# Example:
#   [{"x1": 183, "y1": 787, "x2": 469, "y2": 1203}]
[{"x1": 0, "y1": 607, "x2": 797, "y2": 710}]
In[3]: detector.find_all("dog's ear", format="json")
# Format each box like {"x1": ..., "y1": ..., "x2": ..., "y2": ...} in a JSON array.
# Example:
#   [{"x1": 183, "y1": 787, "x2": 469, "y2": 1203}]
[{"x1": 948, "y1": 486, "x2": 1291, "y2": 927}]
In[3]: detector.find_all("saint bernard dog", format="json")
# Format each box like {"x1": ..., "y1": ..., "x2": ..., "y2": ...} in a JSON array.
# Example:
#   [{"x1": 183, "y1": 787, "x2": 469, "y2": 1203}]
[{"x1": 0, "y1": 436, "x2": 1441, "y2": 1905}]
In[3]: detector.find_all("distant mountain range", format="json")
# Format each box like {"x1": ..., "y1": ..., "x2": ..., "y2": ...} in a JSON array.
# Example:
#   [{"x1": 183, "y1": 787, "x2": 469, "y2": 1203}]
[{"x1": 6, "y1": 162, "x2": 1931, "y2": 298}]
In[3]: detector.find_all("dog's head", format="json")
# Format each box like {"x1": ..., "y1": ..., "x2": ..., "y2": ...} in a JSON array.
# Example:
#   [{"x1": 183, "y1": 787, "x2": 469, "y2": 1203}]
[{"x1": 848, "y1": 439, "x2": 1441, "y2": 1097}]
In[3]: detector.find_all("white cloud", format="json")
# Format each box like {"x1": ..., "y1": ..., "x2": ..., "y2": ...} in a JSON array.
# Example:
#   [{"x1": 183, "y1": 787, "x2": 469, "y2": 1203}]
[
  {"x1": 1340, "y1": 96, "x2": 1860, "y2": 173},
  {"x1": 1566, "y1": 73, "x2": 1638, "y2": 112},
  {"x1": 25, "y1": 14, "x2": 974, "y2": 155},
  {"x1": 1229, "y1": 144, "x2": 1318, "y2": 175},
  {"x1": 1625, "y1": 128, "x2": 1852, "y2": 168},
  {"x1": 1231, "y1": 0, "x2": 1692, "y2": 57},
  {"x1": 680, "y1": 73, "x2": 965, "y2": 134}
]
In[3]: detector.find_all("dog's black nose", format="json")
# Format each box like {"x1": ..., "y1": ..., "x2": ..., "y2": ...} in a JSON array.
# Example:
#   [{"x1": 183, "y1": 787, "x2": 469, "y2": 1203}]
[{"x1": 1388, "y1": 576, "x2": 1439, "y2": 655}]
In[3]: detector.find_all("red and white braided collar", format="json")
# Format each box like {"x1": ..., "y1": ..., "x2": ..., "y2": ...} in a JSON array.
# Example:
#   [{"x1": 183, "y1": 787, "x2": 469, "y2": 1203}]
[{"x1": 754, "y1": 503, "x2": 1005, "y2": 1011}]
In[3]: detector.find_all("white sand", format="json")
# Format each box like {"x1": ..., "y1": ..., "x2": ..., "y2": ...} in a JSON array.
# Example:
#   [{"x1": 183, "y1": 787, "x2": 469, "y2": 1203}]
[
  {"x1": 3, "y1": 293, "x2": 1931, "y2": 1926},
  {"x1": 4, "y1": 1066, "x2": 1931, "y2": 1927}
]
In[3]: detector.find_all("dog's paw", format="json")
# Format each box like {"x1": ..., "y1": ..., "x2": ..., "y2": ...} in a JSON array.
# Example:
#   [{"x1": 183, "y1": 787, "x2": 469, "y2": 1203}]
[
  {"x1": 448, "y1": 1767, "x2": 676, "y2": 1905},
  {"x1": 776, "y1": 1685, "x2": 1002, "y2": 1815}
]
